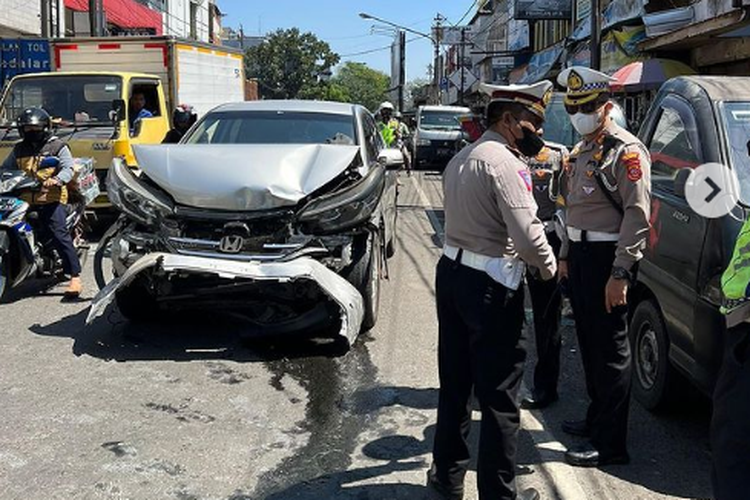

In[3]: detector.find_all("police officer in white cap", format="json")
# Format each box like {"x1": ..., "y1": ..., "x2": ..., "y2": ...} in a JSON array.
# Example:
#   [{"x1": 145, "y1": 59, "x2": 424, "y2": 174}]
[
  {"x1": 428, "y1": 81, "x2": 557, "y2": 500},
  {"x1": 556, "y1": 66, "x2": 651, "y2": 467}
]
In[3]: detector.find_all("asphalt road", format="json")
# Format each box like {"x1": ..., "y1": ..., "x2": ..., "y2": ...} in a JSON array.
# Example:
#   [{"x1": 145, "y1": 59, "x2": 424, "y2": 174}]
[{"x1": 0, "y1": 171, "x2": 713, "y2": 500}]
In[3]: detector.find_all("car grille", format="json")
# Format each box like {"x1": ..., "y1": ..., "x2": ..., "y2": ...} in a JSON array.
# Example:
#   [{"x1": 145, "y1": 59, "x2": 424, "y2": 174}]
[{"x1": 166, "y1": 211, "x2": 298, "y2": 260}]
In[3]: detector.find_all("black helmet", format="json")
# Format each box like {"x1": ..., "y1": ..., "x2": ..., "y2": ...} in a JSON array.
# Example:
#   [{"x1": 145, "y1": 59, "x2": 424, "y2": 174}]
[
  {"x1": 173, "y1": 104, "x2": 197, "y2": 129},
  {"x1": 17, "y1": 107, "x2": 52, "y2": 142}
]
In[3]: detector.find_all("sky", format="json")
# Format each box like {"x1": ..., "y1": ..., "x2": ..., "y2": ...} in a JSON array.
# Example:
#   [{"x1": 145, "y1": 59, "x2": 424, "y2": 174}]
[{"x1": 218, "y1": 0, "x2": 476, "y2": 83}]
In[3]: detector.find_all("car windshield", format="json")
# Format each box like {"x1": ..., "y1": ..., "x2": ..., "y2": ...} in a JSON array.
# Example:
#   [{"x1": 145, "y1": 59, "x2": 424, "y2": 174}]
[
  {"x1": 420, "y1": 111, "x2": 464, "y2": 130},
  {"x1": 184, "y1": 110, "x2": 357, "y2": 145},
  {"x1": 720, "y1": 102, "x2": 750, "y2": 204},
  {"x1": 0, "y1": 75, "x2": 122, "y2": 127},
  {"x1": 543, "y1": 95, "x2": 579, "y2": 148}
]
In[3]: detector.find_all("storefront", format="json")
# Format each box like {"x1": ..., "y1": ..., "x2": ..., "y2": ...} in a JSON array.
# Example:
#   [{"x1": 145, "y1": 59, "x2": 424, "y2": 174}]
[{"x1": 64, "y1": 0, "x2": 163, "y2": 36}]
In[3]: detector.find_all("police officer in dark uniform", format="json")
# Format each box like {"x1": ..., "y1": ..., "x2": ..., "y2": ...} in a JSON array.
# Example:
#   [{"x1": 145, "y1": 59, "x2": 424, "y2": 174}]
[
  {"x1": 522, "y1": 140, "x2": 568, "y2": 409},
  {"x1": 428, "y1": 81, "x2": 557, "y2": 500},
  {"x1": 556, "y1": 67, "x2": 651, "y2": 467}
]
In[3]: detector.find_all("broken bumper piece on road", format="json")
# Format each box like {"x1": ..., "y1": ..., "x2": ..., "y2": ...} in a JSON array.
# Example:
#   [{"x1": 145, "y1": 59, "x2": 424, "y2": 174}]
[{"x1": 86, "y1": 253, "x2": 365, "y2": 345}]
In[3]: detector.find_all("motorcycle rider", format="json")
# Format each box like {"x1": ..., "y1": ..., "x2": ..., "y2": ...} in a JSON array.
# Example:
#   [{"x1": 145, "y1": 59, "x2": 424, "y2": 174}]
[
  {"x1": 393, "y1": 110, "x2": 413, "y2": 175},
  {"x1": 0, "y1": 107, "x2": 82, "y2": 297},
  {"x1": 162, "y1": 104, "x2": 197, "y2": 144}
]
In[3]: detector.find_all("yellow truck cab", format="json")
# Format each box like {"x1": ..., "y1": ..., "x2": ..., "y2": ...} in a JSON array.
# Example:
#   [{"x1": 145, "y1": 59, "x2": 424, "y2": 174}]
[{"x1": 0, "y1": 71, "x2": 170, "y2": 209}]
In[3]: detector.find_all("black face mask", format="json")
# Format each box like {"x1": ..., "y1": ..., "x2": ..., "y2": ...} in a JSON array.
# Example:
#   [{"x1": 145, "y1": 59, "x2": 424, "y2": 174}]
[
  {"x1": 23, "y1": 130, "x2": 47, "y2": 145},
  {"x1": 513, "y1": 118, "x2": 545, "y2": 158}
]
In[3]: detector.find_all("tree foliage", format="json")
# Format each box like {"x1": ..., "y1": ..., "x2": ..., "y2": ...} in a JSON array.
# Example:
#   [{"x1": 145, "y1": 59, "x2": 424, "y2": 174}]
[
  {"x1": 245, "y1": 28, "x2": 340, "y2": 100},
  {"x1": 330, "y1": 62, "x2": 390, "y2": 112}
]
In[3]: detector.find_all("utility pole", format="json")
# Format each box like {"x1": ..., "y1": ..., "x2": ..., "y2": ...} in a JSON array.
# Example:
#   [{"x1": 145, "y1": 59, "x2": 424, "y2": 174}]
[
  {"x1": 591, "y1": 0, "x2": 601, "y2": 70},
  {"x1": 89, "y1": 0, "x2": 105, "y2": 37},
  {"x1": 239, "y1": 24, "x2": 245, "y2": 50},
  {"x1": 398, "y1": 30, "x2": 406, "y2": 113},
  {"x1": 459, "y1": 27, "x2": 466, "y2": 106},
  {"x1": 432, "y1": 14, "x2": 443, "y2": 105},
  {"x1": 41, "y1": 0, "x2": 49, "y2": 37}
]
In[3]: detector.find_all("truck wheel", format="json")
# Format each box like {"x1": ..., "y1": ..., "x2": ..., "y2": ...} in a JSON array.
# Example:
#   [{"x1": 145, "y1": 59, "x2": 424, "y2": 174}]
[
  {"x1": 629, "y1": 300, "x2": 676, "y2": 412},
  {"x1": 343, "y1": 232, "x2": 381, "y2": 331},
  {"x1": 115, "y1": 279, "x2": 159, "y2": 323}
]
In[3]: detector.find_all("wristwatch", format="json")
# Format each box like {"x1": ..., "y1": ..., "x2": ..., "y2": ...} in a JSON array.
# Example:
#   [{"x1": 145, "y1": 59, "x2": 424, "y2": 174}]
[{"x1": 611, "y1": 266, "x2": 631, "y2": 281}]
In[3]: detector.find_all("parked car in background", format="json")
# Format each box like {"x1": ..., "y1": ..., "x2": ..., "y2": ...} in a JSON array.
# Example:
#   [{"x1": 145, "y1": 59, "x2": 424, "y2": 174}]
[
  {"x1": 629, "y1": 76, "x2": 750, "y2": 410},
  {"x1": 413, "y1": 105, "x2": 471, "y2": 169},
  {"x1": 89, "y1": 101, "x2": 402, "y2": 350}
]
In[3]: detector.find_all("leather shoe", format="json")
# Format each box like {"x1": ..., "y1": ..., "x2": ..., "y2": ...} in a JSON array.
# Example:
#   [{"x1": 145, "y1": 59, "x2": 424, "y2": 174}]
[
  {"x1": 565, "y1": 445, "x2": 630, "y2": 468},
  {"x1": 518, "y1": 487, "x2": 541, "y2": 500},
  {"x1": 561, "y1": 419, "x2": 590, "y2": 437},
  {"x1": 521, "y1": 391, "x2": 559, "y2": 410},
  {"x1": 426, "y1": 465, "x2": 463, "y2": 500}
]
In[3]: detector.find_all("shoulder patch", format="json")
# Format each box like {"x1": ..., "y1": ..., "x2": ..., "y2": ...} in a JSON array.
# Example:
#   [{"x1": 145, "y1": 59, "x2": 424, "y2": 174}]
[
  {"x1": 621, "y1": 150, "x2": 643, "y2": 182},
  {"x1": 518, "y1": 169, "x2": 532, "y2": 191}
]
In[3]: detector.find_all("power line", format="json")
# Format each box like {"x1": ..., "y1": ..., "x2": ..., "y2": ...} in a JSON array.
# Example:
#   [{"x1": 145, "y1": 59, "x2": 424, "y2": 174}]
[
  {"x1": 339, "y1": 37, "x2": 419, "y2": 58},
  {"x1": 454, "y1": 0, "x2": 479, "y2": 26}
]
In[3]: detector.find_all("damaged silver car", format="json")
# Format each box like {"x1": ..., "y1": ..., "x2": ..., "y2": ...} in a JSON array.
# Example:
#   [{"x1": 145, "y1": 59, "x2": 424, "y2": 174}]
[{"x1": 89, "y1": 101, "x2": 403, "y2": 347}]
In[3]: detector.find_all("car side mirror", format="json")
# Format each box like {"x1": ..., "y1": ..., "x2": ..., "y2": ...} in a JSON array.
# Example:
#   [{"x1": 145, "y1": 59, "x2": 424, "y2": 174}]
[
  {"x1": 378, "y1": 148, "x2": 405, "y2": 170},
  {"x1": 111, "y1": 99, "x2": 126, "y2": 123},
  {"x1": 674, "y1": 168, "x2": 691, "y2": 199}
]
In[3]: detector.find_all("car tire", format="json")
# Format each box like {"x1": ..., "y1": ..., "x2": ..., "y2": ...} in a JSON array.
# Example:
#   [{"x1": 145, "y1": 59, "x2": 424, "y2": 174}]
[
  {"x1": 115, "y1": 279, "x2": 159, "y2": 322},
  {"x1": 0, "y1": 255, "x2": 8, "y2": 303},
  {"x1": 343, "y1": 232, "x2": 381, "y2": 331},
  {"x1": 629, "y1": 300, "x2": 677, "y2": 412}
]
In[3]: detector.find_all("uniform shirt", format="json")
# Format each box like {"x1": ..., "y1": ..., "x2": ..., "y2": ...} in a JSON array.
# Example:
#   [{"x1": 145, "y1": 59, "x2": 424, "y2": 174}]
[
  {"x1": 527, "y1": 143, "x2": 568, "y2": 222},
  {"x1": 443, "y1": 129, "x2": 557, "y2": 280},
  {"x1": 561, "y1": 121, "x2": 651, "y2": 271}
]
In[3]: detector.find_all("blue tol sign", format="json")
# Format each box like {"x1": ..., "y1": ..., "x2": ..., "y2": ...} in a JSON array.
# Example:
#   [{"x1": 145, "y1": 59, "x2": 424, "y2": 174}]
[{"x1": 0, "y1": 39, "x2": 51, "y2": 88}]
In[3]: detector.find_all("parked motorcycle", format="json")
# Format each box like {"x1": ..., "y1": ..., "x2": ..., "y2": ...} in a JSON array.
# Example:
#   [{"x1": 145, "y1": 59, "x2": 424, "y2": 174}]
[{"x1": 0, "y1": 169, "x2": 90, "y2": 301}]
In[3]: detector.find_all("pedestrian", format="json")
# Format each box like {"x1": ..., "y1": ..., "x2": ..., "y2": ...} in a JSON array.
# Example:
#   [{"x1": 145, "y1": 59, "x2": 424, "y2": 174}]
[
  {"x1": 429, "y1": 81, "x2": 558, "y2": 500},
  {"x1": 521, "y1": 139, "x2": 568, "y2": 410},
  {"x1": 556, "y1": 66, "x2": 651, "y2": 467},
  {"x1": 712, "y1": 215, "x2": 750, "y2": 500}
]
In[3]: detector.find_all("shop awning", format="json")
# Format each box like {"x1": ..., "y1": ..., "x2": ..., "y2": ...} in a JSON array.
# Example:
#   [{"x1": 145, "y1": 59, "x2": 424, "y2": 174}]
[
  {"x1": 640, "y1": 9, "x2": 745, "y2": 51},
  {"x1": 516, "y1": 43, "x2": 564, "y2": 84},
  {"x1": 64, "y1": 0, "x2": 163, "y2": 35}
]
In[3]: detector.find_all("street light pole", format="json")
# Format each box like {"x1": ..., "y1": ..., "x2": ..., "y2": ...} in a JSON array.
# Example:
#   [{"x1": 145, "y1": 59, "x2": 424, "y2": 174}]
[{"x1": 591, "y1": 0, "x2": 601, "y2": 70}]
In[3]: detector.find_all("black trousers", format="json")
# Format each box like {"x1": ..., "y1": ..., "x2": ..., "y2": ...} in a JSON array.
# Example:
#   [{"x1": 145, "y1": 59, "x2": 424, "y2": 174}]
[
  {"x1": 527, "y1": 231, "x2": 562, "y2": 397},
  {"x1": 433, "y1": 256, "x2": 527, "y2": 500},
  {"x1": 711, "y1": 323, "x2": 750, "y2": 500},
  {"x1": 568, "y1": 241, "x2": 631, "y2": 457},
  {"x1": 37, "y1": 203, "x2": 81, "y2": 277}
]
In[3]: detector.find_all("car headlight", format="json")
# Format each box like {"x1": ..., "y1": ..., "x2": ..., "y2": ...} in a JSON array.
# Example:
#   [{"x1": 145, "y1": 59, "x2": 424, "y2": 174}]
[
  {"x1": 417, "y1": 138, "x2": 432, "y2": 147},
  {"x1": 107, "y1": 158, "x2": 174, "y2": 227},
  {"x1": 297, "y1": 166, "x2": 386, "y2": 234}
]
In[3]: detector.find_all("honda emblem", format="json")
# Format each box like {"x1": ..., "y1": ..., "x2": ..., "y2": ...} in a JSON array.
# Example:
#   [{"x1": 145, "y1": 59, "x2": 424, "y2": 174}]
[{"x1": 219, "y1": 235, "x2": 244, "y2": 254}]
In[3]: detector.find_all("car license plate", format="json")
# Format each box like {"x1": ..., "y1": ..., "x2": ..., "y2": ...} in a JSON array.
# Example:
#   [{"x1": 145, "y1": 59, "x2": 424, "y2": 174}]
[{"x1": 438, "y1": 148, "x2": 452, "y2": 156}]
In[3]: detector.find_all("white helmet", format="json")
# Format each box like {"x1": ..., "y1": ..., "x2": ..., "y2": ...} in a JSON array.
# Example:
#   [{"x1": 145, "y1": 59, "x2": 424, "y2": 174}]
[{"x1": 379, "y1": 101, "x2": 395, "y2": 112}]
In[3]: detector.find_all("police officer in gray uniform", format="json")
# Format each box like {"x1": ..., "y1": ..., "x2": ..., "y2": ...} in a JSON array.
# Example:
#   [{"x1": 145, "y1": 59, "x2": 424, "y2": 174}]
[
  {"x1": 557, "y1": 67, "x2": 651, "y2": 467},
  {"x1": 522, "y1": 141, "x2": 568, "y2": 409},
  {"x1": 428, "y1": 82, "x2": 557, "y2": 500}
]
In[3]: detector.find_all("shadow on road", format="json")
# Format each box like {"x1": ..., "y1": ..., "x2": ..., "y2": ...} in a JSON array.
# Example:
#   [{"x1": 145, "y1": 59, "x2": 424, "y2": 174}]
[{"x1": 28, "y1": 308, "x2": 353, "y2": 363}]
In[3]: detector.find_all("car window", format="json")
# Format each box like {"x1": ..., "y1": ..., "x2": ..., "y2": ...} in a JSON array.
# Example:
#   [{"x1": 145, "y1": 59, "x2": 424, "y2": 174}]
[
  {"x1": 361, "y1": 112, "x2": 380, "y2": 162},
  {"x1": 185, "y1": 110, "x2": 357, "y2": 145},
  {"x1": 648, "y1": 98, "x2": 702, "y2": 187},
  {"x1": 719, "y1": 102, "x2": 750, "y2": 205},
  {"x1": 419, "y1": 111, "x2": 464, "y2": 131}
]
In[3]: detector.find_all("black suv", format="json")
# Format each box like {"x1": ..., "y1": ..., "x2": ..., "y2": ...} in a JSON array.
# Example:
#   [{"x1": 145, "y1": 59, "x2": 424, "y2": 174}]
[{"x1": 629, "y1": 76, "x2": 750, "y2": 410}]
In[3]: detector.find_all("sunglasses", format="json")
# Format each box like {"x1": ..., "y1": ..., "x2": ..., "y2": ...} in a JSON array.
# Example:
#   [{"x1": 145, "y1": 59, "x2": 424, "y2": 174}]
[{"x1": 565, "y1": 99, "x2": 607, "y2": 115}]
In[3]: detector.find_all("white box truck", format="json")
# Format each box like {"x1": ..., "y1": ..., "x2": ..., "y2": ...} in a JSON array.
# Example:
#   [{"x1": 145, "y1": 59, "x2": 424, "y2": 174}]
[{"x1": 51, "y1": 36, "x2": 246, "y2": 115}]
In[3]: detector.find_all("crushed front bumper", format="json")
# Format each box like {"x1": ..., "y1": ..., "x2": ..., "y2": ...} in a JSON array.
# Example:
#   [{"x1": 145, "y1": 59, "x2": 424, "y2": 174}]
[{"x1": 86, "y1": 252, "x2": 365, "y2": 344}]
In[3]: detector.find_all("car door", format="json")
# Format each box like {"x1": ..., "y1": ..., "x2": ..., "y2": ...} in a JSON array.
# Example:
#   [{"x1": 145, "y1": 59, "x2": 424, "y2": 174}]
[{"x1": 641, "y1": 94, "x2": 710, "y2": 361}]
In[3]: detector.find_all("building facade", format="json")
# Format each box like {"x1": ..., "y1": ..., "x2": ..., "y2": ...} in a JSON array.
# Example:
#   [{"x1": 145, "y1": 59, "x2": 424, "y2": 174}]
[{"x1": 0, "y1": 0, "x2": 65, "y2": 37}]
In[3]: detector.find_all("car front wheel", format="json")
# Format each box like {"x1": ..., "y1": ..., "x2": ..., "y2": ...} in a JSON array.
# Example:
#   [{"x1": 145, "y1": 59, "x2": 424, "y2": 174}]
[{"x1": 629, "y1": 300, "x2": 676, "y2": 412}]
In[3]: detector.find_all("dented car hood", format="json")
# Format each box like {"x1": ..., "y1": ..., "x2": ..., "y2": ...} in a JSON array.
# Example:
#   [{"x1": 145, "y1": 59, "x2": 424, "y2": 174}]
[{"x1": 133, "y1": 144, "x2": 362, "y2": 211}]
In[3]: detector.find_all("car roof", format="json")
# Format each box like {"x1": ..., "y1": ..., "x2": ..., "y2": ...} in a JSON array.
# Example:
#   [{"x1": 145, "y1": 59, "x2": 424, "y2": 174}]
[
  {"x1": 211, "y1": 100, "x2": 360, "y2": 116},
  {"x1": 668, "y1": 76, "x2": 750, "y2": 101}
]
